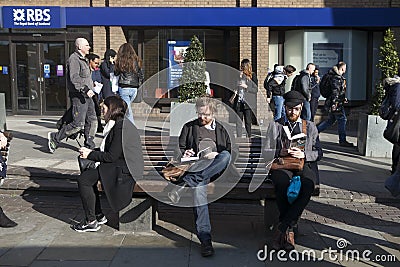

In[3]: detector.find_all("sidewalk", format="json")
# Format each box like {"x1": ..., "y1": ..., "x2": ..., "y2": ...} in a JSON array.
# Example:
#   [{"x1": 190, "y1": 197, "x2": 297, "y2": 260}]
[{"x1": 0, "y1": 115, "x2": 399, "y2": 266}]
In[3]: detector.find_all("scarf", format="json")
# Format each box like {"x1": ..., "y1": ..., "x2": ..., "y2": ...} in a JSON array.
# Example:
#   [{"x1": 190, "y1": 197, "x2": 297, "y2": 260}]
[{"x1": 95, "y1": 120, "x2": 115, "y2": 168}]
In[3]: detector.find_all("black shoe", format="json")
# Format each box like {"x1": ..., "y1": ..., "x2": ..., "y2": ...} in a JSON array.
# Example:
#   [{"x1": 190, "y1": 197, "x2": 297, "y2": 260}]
[
  {"x1": 0, "y1": 209, "x2": 17, "y2": 228},
  {"x1": 71, "y1": 220, "x2": 100, "y2": 232},
  {"x1": 200, "y1": 240, "x2": 215, "y2": 257},
  {"x1": 96, "y1": 214, "x2": 107, "y2": 225},
  {"x1": 339, "y1": 141, "x2": 354, "y2": 147}
]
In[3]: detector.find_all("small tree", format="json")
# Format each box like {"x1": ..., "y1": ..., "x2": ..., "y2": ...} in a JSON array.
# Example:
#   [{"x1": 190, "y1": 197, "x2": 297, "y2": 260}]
[
  {"x1": 178, "y1": 35, "x2": 207, "y2": 102},
  {"x1": 370, "y1": 28, "x2": 400, "y2": 115}
]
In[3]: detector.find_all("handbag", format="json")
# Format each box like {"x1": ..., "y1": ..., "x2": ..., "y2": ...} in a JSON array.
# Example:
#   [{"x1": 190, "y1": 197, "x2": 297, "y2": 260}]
[
  {"x1": 161, "y1": 159, "x2": 194, "y2": 182},
  {"x1": 287, "y1": 175, "x2": 301, "y2": 204},
  {"x1": 270, "y1": 156, "x2": 305, "y2": 172},
  {"x1": 270, "y1": 120, "x2": 307, "y2": 172},
  {"x1": 384, "y1": 110, "x2": 400, "y2": 145},
  {"x1": 77, "y1": 156, "x2": 96, "y2": 173},
  {"x1": 229, "y1": 91, "x2": 237, "y2": 105}
]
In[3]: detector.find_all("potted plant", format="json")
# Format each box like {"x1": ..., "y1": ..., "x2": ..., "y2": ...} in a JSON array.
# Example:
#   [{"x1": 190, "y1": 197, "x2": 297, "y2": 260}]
[
  {"x1": 170, "y1": 35, "x2": 208, "y2": 136},
  {"x1": 357, "y1": 28, "x2": 400, "y2": 157}
]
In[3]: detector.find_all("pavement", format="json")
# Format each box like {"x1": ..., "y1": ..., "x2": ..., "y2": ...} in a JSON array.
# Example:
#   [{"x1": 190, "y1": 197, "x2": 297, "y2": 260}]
[{"x1": 0, "y1": 115, "x2": 399, "y2": 267}]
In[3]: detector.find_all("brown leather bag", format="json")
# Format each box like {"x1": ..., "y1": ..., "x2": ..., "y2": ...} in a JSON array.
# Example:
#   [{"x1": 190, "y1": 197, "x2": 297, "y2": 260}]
[
  {"x1": 161, "y1": 160, "x2": 194, "y2": 182},
  {"x1": 270, "y1": 120, "x2": 307, "y2": 172}
]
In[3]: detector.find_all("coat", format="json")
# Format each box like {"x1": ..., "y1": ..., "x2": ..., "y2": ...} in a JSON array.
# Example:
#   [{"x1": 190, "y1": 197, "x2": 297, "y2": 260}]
[
  {"x1": 87, "y1": 118, "x2": 143, "y2": 212},
  {"x1": 233, "y1": 72, "x2": 258, "y2": 111}
]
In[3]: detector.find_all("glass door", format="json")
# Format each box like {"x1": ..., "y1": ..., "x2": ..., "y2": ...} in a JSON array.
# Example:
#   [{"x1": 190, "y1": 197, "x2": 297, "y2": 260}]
[{"x1": 13, "y1": 42, "x2": 66, "y2": 114}]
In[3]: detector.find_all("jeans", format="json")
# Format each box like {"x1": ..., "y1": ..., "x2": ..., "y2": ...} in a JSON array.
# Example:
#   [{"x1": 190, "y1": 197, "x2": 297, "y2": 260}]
[
  {"x1": 183, "y1": 150, "x2": 231, "y2": 242},
  {"x1": 317, "y1": 108, "x2": 347, "y2": 143},
  {"x1": 55, "y1": 96, "x2": 97, "y2": 148},
  {"x1": 301, "y1": 100, "x2": 311, "y2": 121},
  {"x1": 310, "y1": 97, "x2": 319, "y2": 122},
  {"x1": 118, "y1": 87, "x2": 137, "y2": 123},
  {"x1": 272, "y1": 96, "x2": 286, "y2": 121}
]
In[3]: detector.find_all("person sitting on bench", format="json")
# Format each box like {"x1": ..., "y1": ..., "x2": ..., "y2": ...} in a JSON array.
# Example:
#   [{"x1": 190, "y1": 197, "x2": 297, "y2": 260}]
[
  {"x1": 168, "y1": 96, "x2": 235, "y2": 257},
  {"x1": 263, "y1": 90, "x2": 320, "y2": 251}
]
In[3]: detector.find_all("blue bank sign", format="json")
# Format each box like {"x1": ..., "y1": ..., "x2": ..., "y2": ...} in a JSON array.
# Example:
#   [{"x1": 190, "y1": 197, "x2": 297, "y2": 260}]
[{"x1": 1, "y1": 6, "x2": 65, "y2": 28}]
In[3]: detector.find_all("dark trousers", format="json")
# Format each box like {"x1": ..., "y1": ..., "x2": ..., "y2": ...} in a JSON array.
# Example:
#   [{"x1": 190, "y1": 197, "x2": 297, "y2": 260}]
[
  {"x1": 310, "y1": 97, "x2": 319, "y2": 122},
  {"x1": 77, "y1": 168, "x2": 102, "y2": 222},
  {"x1": 270, "y1": 164, "x2": 315, "y2": 232},
  {"x1": 392, "y1": 144, "x2": 400, "y2": 173},
  {"x1": 236, "y1": 102, "x2": 253, "y2": 138},
  {"x1": 55, "y1": 96, "x2": 97, "y2": 148}
]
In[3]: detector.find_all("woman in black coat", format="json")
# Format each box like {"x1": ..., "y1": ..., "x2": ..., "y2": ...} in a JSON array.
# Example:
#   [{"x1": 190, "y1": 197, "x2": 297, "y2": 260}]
[
  {"x1": 71, "y1": 96, "x2": 143, "y2": 232},
  {"x1": 100, "y1": 49, "x2": 117, "y2": 99}
]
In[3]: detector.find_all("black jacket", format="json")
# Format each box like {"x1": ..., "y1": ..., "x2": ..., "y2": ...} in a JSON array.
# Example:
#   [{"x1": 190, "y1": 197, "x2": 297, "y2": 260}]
[
  {"x1": 87, "y1": 118, "x2": 143, "y2": 211},
  {"x1": 233, "y1": 72, "x2": 258, "y2": 111},
  {"x1": 115, "y1": 62, "x2": 144, "y2": 88},
  {"x1": 266, "y1": 76, "x2": 287, "y2": 97},
  {"x1": 175, "y1": 119, "x2": 238, "y2": 161}
]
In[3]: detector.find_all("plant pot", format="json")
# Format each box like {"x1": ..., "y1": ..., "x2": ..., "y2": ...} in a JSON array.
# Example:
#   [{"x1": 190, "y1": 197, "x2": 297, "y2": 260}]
[
  {"x1": 357, "y1": 113, "x2": 393, "y2": 157},
  {"x1": 169, "y1": 102, "x2": 197, "y2": 136}
]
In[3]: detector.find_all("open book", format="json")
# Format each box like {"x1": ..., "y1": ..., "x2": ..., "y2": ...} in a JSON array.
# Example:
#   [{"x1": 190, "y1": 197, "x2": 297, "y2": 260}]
[
  {"x1": 282, "y1": 126, "x2": 306, "y2": 150},
  {"x1": 180, "y1": 146, "x2": 211, "y2": 163}
]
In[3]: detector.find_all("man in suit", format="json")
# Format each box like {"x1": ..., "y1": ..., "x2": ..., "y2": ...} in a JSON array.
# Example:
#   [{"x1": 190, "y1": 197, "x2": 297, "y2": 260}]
[{"x1": 169, "y1": 96, "x2": 236, "y2": 257}]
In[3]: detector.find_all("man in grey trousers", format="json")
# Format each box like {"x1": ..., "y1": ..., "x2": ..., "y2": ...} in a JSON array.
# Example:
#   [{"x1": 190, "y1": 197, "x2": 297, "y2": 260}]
[{"x1": 48, "y1": 38, "x2": 97, "y2": 153}]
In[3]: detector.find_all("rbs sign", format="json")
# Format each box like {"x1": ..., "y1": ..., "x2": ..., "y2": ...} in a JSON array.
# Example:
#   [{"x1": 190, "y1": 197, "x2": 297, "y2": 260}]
[{"x1": 2, "y1": 6, "x2": 65, "y2": 28}]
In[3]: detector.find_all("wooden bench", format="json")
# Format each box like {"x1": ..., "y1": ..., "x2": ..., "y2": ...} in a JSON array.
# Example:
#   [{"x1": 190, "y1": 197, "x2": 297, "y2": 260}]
[{"x1": 114, "y1": 136, "x2": 319, "y2": 232}]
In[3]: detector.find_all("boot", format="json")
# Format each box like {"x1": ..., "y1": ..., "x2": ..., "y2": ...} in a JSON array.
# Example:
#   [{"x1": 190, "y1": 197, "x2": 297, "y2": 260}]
[
  {"x1": 0, "y1": 207, "x2": 17, "y2": 228},
  {"x1": 271, "y1": 228, "x2": 284, "y2": 250},
  {"x1": 283, "y1": 229, "x2": 295, "y2": 251},
  {"x1": 168, "y1": 182, "x2": 188, "y2": 204}
]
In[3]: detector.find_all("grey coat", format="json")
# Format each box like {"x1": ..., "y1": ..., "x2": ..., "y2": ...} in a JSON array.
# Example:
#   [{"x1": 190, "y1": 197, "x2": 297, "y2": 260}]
[{"x1": 67, "y1": 51, "x2": 94, "y2": 98}]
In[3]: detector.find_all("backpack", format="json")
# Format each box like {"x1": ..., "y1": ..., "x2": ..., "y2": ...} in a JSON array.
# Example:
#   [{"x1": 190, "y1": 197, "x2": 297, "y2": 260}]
[
  {"x1": 290, "y1": 74, "x2": 302, "y2": 92},
  {"x1": 263, "y1": 72, "x2": 274, "y2": 90},
  {"x1": 320, "y1": 73, "x2": 333, "y2": 98}
]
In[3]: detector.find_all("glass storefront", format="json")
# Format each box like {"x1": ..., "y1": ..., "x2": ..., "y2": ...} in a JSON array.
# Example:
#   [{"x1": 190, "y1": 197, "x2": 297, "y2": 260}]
[{"x1": 125, "y1": 27, "x2": 239, "y2": 101}]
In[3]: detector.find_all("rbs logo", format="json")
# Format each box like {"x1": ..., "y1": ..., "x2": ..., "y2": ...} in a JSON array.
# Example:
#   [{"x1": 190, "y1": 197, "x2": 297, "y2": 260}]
[{"x1": 13, "y1": 8, "x2": 51, "y2": 26}]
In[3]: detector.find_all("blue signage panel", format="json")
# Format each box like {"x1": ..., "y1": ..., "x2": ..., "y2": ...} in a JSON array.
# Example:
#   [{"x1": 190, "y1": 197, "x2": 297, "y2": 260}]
[
  {"x1": 65, "y1": 7, "x2": 400, "y2": 27},
  {"x1": 167, "y1": 41, "x2": 190, "y2": 90},
  {"x1": 2, "y1": 6, "x2": 65, "y2": 28}
]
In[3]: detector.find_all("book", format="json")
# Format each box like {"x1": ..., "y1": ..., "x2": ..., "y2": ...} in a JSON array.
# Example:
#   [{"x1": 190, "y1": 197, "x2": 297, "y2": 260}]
[
  {"x1": 180, "y1": 146, "x2": 211, "y2": 163},
  {"x1": 282, "y1": 126, "x2": 306, "y2": 150}
]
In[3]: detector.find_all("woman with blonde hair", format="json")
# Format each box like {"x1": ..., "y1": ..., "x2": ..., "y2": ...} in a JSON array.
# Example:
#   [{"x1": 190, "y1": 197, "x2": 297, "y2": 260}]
[
  {"x1": 232, "y1": 59, "x2": 258, "y2": 137},
  {"x1": 114, "y1": 43, "x2": 144, "y2": 123}
]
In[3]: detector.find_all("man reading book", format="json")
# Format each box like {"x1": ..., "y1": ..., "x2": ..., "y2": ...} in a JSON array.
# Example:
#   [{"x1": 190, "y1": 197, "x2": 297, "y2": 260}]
[
  {"x1": 169, "y1": 96, "x2": 233, "y2": 257},
  {"x1": 263, "y1": 90, "x2": 320, "y2": 251}
]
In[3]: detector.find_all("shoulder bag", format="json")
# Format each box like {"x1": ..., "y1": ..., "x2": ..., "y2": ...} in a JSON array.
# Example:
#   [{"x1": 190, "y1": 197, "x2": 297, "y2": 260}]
[{"x1": 161, "y1": 159, "x2": 194, "y2": 183}]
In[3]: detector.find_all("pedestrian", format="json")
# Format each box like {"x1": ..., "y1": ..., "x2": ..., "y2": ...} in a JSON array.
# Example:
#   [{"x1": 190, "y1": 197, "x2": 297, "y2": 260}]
[
  {"x1": 48, "y1": 38, "x2": 97, "y2": 153},
  {"x1": 71, "y1": 96, "x2": 143, "y2": 232},
  {"x1": 292, "y1": 63, "x2": 315, "y2": 121},
  {"x1": 168, "y1": 96, "x2": 236, "y2": 257},
  {"x1": 0, "y1": 131, "x2": 17, "y2": 228},
  {"x1": 310, "y1": 68, "x2": 321, "y2": 122},
  {"x1": 263, "y1": 90, "x2": 320, "y2": 251},
  {"x1": 114, "y1": 43, "x2": 144, "y2": 123},
  {"x1": 380, "y1": 76, "x2": 400, "y2": 174},
  {"x1": 100, "y1": 49, "x2": 117, "y2": 99},
  {"x1": 317, "y1": 62, "x2": 354, "y2": 147},
  {"x1": 87, "y1": 53, "x2": 104, "y2": 133},
  {"x1": 233, "y1": 59, "x2": 258, "y2": 138},
  {"x1": 266, "y1": 65, "x2": 296, "y2": 121}
]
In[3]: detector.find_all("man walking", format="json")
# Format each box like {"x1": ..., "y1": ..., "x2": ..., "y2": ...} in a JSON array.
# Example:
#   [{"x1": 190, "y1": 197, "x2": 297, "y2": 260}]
[
  {"x1": 292, "y1": 63, "x2": 315, "y2": 121},
  {"x1": 317, "y1": 62, "x2": 354, "y2": 147},
  {"x1": 48, "y1": 38, "x2": 97, "y2": 152}
]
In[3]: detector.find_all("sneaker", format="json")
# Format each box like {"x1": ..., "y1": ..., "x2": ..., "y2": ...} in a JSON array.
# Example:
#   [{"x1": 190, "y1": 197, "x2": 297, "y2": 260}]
[
  {"x1": 200, "y1": 240, "x2": 215, "y2": 257},
  {"x1": 96, "y1": 214, "x2": 108, "y2": 225},
  {"x1": 339, "y1": 141, "x2": 354, "y2": 147},
  {"x1": 47, "y1": 132, "x2": 57, "y2": 153},
  {"x1": 71, "y1": 220, "x2": 100, "y2": 232}
]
